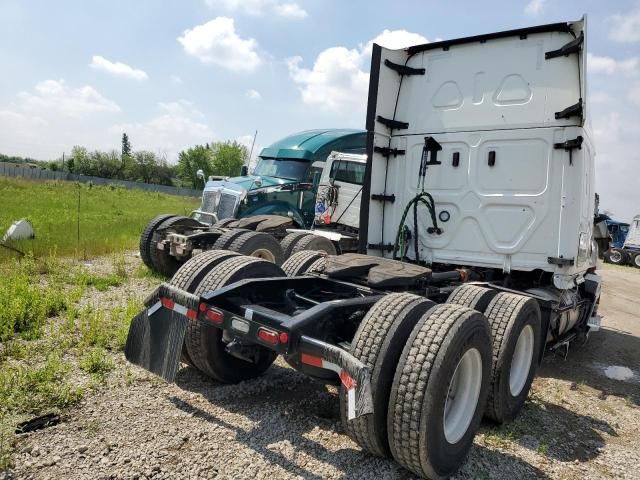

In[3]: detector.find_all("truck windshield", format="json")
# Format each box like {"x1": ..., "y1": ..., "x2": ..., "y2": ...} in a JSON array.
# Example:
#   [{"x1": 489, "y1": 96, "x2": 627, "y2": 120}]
[{"x1": 253, "y1": 157, "x2": 309, "y2": 180}]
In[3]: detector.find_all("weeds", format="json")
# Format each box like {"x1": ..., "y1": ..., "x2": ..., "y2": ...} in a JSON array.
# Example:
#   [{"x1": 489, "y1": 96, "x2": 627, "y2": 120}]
[
  {"x1": 536, "y1": 442, "x2": 549, "y2": 456},
  {"x1": 74, "y1": 271, "x2": 125, "y2": 291},
  {"x1": 0, "y1": 353, "x2": 84, "y2": 417},
  {"x1": 79, "y1": 348, "x2": 115, "y2": 381},
  {"x1": 0, "y1": 418, "x2": 14, "y2": 471},
  {"x1": 0, "y1": 255, "x2": 69, "y2": 342},
  {"x1": 77, "y1": 297, "x2": 142, "y2": 351},
  {"x1": 482, "y1": 427, "x2": 515, "y2": 449}
]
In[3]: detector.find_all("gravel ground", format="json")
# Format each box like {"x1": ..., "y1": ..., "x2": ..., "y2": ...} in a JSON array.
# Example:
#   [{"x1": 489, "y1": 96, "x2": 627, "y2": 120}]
[{"x1": 5, "y1": 255, "x2": 640, "y2": 480}]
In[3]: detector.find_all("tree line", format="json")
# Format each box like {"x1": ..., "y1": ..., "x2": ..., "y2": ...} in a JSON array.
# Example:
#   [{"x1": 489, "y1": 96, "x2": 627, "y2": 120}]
[{"x1": 0, "y1": 133, "x2": 250, "y2": 189}]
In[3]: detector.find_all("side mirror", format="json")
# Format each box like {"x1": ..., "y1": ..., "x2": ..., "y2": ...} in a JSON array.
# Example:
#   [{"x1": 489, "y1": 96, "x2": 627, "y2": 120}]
[
  {"x1": 196, "y1": 169, "x2": 205, "y2": 180},
  {"x1": 240, "y1": 165, "x2": 249, "y2": 176},
  {"x1": 312, "y1": 171, "x2": 321, "y2": 189}
]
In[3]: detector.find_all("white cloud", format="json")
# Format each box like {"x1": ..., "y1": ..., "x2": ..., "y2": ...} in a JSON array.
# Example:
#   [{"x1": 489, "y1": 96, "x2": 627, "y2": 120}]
[
  {"x1": 205, "y1": 0, "x2": 307, "y2": 19},
  {"x1": 17, "y1": 79, "x2": 120, "y2": 117},
  {"x1": 158, "y1": 100, "x2": 204, "y2": 118},
  {"x1": 0, "y1": 80, "x2": 120, "y2": 159},
  {"x1": 524, "y1": 0, "x2": 545, "y2": 16},
  {"x1": 365, "y1": 29, "x2": 429, "y2": 53},
  {"x1": 588, "y1": 53, "x2": 639, "y2": 75},
  {"x1": 272, "y1": 3, "x2": 307, "y2": 19},
  {"x1": 171, "y1": 75, "x2": 183, "y2": 85},
  {"x1": 608, "y1": 9, "x2": 640, "y2": 43},
  {"x1": 90, "y1": 55, "x2": 148, "y2": 81},
  {"x1": 178, "y1": 17, "x2": 261, "y2": 72},
  {"x1": 245, "y1": 89, "x2": 261, "y2": 100},
  {"x1": 628, "y1": 84, "x2": 640, "y2": 106},
  {"x1": 287, "y1": 29, "x2": 427, "y2": 114},
  {"x1": 110, "y1": 101, "x2": 213, "y2": 162}
]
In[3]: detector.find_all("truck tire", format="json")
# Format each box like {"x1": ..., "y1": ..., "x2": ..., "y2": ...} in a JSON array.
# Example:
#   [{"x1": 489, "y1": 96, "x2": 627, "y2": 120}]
[
  {"x1": 212, "y1": 228, "x2": 249, "y2": 250},
  {"x1": 280, "y1": 232, "x2": 310, "y2": 259},
  {"x1": 291, "y1": 234, "x2": 337, "y2": 256},
  {"x1": 447, "y1": 284, "x2": 498, "y2": 314},
  {"x1": 227, "y1": 231, "x2": 285, "y2": 265},
  {"x1": 483, "y1": 292, "x2": 542, "y2": 424},
  {"x1": 185, "y1": 256, "x2": 285, "y2": 383},
  {"x1": 603, "y1": 248, "x2": 628, "y2": 265},
  {"x1": 170, "y1": 249, "x2": 241, "y2": 366},
  {"x1": 281, "y1": 250, "x2": 327, "y2": 276},
  {"x1": 214, "y1": 218, "x2": 237, "y2": 228},
  {"x1": 387, "y1": 304, "x2": 492, "y2": 479},
  {"x1": 170, "y1": 249, "x2": 241, "y2": 293},
  {"x1": 139, "y1": 214, "x2": 175, "y2": 270},
  {"x1": 150, "y1": 216, "x2": 201, "y2": 277},
  {"x1": 340, "y1": 293, "x2": 435, "y2": 458},
  {"x1": 631, "y1": 252, "x2": 640, "y2": 268}
]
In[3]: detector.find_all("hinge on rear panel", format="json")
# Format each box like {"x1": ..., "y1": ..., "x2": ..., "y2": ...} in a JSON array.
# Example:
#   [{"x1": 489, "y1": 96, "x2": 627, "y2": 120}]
[
  {"x1": 554, "y1": 136, "x2": 583, "y2": 165},
  {"x1": 384, "y1": 59, "x2": 425, "y2": 76},
  {"x1": 545, "y1": 31, "x2": 584, "y2": 59},
  {"x1": 371, "y1": 193, "x2": 395, "y2": 203},
  {"x1": 368, "y1": 243, "x2": 395, "y2": 252},
  {"x1": 376, "y1": 116, "x2": 409, "y2": 130},
  {"x1": 374, "y1": 146, "x2": 406, "y2": 157},
  {"x1": 555, "y1": 99, "x2": 583, "y2": 120},
  {"x1": 554, "y1": 136, "x2": 583, "y2": 151},
  {"x1": 548, "y1": 256, "x2": 575, "y2": 267}
]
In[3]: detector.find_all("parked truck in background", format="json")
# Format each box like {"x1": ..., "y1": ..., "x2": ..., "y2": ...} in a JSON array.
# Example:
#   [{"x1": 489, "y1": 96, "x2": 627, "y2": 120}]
[
  {"x1": 126, "y1": 17, "x2": 601, "y2": 479},
  {"x1": 139, "y1": 130, "x2": 366, "y2": 276},
  {"x1": 603, "y1": 214, "x2": 640, "y2": 267}
]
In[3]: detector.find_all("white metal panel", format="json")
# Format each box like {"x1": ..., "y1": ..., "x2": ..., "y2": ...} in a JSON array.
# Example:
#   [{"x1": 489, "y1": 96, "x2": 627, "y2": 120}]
[
  {"x1": 367, "y1": 19, "x2": 595, "y2": 279},
  {"x1": 624, "y1": 216, "x2": 640, "y2": 248},
  {"x1": 368, "y1": 126, "x2": 595, "y2": 275},
  {"x1": 380, "y1": 21, "x2": 585, "y2": 135},
  {"x1": 317, "y1": 152, "x2": 366, "y2": 230}
]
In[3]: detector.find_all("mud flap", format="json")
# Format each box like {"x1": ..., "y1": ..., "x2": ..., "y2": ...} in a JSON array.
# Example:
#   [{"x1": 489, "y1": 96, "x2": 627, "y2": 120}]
[
  {"x1": 125, "y1": 284, "x2": 199, "y2": 382},
  {"x1": 299, "y1": 335, "x2": 374, "y2": 419}
]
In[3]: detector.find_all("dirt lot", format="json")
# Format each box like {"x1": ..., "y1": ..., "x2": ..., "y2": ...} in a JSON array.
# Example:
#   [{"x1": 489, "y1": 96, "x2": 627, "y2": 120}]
[{"x1": 6, "y1": 257, "x2": 640, "y2": 480}]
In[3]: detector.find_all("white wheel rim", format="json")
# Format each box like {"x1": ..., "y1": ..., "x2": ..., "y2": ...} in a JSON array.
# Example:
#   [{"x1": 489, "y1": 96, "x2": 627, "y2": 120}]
[
  {"x1": 610, "y1": 251, "x2": 622, "y2": 263},
  {"x1": 509, "y1": 325, "x2": 534, "y2": 397},
  {"x1": 443, "y1": 348, "x2": 483, "y2": 444},
  {"x1": 250, "y1": 248, "x2": 275, "y2": 263},
  {"x1": 634, "y1": 255, "x2": 640, "y2": 267}
]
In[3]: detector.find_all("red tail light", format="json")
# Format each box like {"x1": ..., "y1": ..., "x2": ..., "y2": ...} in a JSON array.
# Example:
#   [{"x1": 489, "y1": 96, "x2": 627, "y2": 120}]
[
  {"x1": 205, "y1": 308, "x2": 224, "y2": 324},
  {"x1": 257, "y1": 328, "x2": 279, "y2": 345},
  {"x1": 279, "y1": 332, "x2": 289, "y2": 344}
]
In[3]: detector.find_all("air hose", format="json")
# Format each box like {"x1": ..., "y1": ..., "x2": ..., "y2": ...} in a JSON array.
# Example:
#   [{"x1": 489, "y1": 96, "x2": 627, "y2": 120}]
[
  {"x1": 392, "y1": 136, "x2": 443, "y2": 262},
  {"x1": 392, "y1": 192, "x2": 440, "y2": 261}
]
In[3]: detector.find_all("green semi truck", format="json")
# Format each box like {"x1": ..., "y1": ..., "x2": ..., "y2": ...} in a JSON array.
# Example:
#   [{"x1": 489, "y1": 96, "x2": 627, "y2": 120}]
[{"x1": 140, "y1": 129, "x2": 366, "y2": 276}]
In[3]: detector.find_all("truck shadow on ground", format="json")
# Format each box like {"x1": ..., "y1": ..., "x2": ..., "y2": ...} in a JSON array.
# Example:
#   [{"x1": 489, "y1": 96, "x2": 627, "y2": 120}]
[
  {"x1": 481, "y1": 399, "x2": 616, "y2": 464},
  {"x1": 538, "y1": 326, "x2": 640, "y2": 406},
  {"x1": 172, "y1": 363, "x2": 550, "y2": 479}
]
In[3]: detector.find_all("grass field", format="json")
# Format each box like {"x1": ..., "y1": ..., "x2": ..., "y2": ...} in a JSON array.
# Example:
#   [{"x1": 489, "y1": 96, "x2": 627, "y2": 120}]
[{"x1": 0, "y1": 177, "x2": 200, "y2": 262}]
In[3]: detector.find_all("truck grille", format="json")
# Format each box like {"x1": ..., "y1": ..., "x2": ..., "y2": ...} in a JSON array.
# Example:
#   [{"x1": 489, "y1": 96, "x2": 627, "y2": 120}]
[
  {"x1": 201, "y1": 191, "x2": 218, "y2": 213},
  {"x1": 217, "y1": 192, "x2": 239, "y2": 220}
]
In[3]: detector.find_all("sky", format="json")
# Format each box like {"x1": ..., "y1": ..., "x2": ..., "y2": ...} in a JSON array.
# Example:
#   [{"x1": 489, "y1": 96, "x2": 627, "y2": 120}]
[{"x1": 0, "y1": 0, "x2": 639, "y2": 220}]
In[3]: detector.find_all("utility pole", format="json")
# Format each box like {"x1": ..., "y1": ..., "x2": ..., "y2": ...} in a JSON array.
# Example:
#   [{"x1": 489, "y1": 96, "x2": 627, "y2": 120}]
[
  {"x1": 248, "y1": 130, "x2": 258, "y2": 167},
  {"x1": 62, "y1": 152, "x2": 65, "y2": 170}
]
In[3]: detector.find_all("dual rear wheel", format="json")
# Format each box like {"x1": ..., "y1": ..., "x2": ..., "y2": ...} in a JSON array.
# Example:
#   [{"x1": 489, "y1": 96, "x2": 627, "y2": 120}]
[
  {"x1": 171, "y1": 252, "x2": 285, "y2": 383},
  {"x1": 341, "y1": 285, "x2": 542, "y2": 478}
]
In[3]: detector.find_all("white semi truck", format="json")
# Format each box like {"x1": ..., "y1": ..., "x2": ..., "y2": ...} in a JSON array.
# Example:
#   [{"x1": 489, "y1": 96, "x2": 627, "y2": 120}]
[{"x1": 125, "y1": 17, "x2": 600, "y2": 479}]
